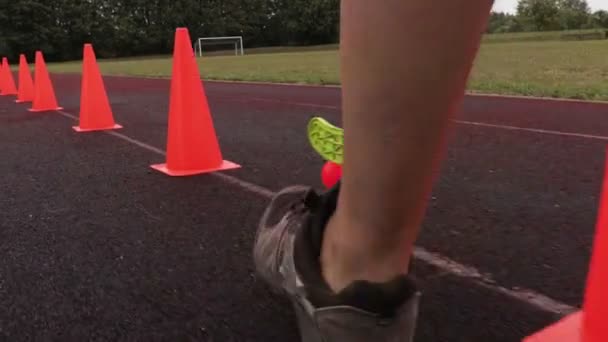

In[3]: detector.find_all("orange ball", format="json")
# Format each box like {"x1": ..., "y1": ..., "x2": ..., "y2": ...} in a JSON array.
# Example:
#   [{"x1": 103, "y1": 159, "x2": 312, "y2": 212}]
[{"x1": 321, "y1": 161, "x2": 342, "y2": 189}]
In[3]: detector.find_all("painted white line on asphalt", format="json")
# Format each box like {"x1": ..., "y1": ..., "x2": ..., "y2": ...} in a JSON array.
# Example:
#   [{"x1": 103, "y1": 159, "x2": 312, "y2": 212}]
[
  {"x1": 223, "y1": 98, "x2": 608, "y2": 141},
  {"x1": 454, "y1": 120, "x2": 608, "y2": 141},
  {"x1": 244, "y1": 97, "x2": 340, "y2": 110},
  {"x1": 57, "y1": 110, "x2": 276, "y2": 198},
  {"x1": 56, "y1": 109, "x2": 577, "y2": 316},
  {"x1": 206, "y1": 80, "x2": 608, "y2": 105},
  {"x1": 413, "y1": 247, "x2": 576, "y2": 315}
]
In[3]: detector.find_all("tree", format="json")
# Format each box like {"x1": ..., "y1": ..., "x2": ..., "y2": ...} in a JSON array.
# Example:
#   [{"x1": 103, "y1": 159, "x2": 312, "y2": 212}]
[
  {"x1": 272, "y1": 0, "x2": 340, "y2": 45},
  {"x1": 590, "y1": 10, "x2": 608, "y2": 28},
  {"x1": 0, "y1": 0, "x2": 340, "y2": 62},
  {"x1": 0, "y1": 0, "x2": 61, "y2": 60},
  {"x1": 487, "y1": 12, "x2": 523, "y2": 33},
  {"x1": 517, "y1": 0, "x2": 561, "y2": 31},
  {"x1": 557, "y1": 0, "x2": 591, "y2": 29},
  {"x1": 515, "y1": 0, "x2": 594, "y2": 31}
]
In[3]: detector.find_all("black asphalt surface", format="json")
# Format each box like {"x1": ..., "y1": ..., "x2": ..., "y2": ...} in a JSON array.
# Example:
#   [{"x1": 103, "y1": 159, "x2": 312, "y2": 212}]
[{"x1": 1, "y1": 73, "x2": 606, "y2": 341}]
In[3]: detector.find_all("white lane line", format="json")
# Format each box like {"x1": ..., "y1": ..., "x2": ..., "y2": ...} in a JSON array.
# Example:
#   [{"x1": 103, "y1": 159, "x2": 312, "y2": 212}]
[
  {"x1": 212, "y1": 172, "x2": 276, "y2": 198},
  {"x1": 57, "y1": 110, "x2": 276, "y2": 199},
  {"x1": 245, "y1": 97, "x2": 340, "y2": 110},
  {"x1": 56, "y1": 109, "x2": 577, "y2": 316},
  {"x1": 208, "y1": 80, "x2": 608, "y2": 105},
  {"x1": 231, "y1": 98, "x2": 608, "y2": 141},
  {"x1": 454, "y1": 120, "x2": 608, "y2": 141},
  {"x1": 413, "y1": 247, "x2": 576, "y2": 315}
]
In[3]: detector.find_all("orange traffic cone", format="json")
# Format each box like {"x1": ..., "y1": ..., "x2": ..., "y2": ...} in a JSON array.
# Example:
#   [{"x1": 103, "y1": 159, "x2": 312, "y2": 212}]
[
  {"x1": 150, "y1": 28, "x2": 240, "y2": 176},
  {"x1": 29, "y1": 51, "x2": 63, "y2": 112},
  {"x1": 0, "y1": 58, "x2": 6, "y2": 93},
  {"x1": 73, "y1": 44, "x2": 122, "y2": 132},
  {"x1": 15, "y1": 54, "x2": 34, "y2": 103},
  {"x1": 0, "y1": 57, "x2": 5, "y2": 95},
  {"x1": 0, "y1": 57, "x2": 17, "y2": 96},
  {"x1": 523, "y1": 149, "x2": 608, "y2": 342}
]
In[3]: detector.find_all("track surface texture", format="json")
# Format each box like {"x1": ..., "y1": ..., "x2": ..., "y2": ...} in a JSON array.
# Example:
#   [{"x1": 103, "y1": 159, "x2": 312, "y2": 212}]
[{"x1": 1, "y1": 73, "x2": 606, "y2": 341}]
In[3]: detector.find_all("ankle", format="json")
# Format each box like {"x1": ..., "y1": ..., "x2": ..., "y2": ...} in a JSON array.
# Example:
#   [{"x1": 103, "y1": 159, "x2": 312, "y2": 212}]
[{"x1": 320, "y1": 213, "x2": 413, "y2": 292}]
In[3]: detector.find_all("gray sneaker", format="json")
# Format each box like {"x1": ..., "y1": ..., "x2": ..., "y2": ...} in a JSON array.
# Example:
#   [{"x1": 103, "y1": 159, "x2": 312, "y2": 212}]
[{"x1": 253, "y1": 183, "x2": 421, "y2": 342}]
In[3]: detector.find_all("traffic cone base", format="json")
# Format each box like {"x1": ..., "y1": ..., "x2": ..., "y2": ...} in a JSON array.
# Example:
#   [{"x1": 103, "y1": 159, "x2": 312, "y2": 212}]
[
  {"x1": 523, "y1": 311, "x2": 582, "y2": 342},
  {"x1": 0, "y1": 89, "x2": 17, "y2": 96},
  {"x1": 28, "y1": 106, "x2": 63, "y2": 113},
  {"x1": 150, "y1": 160, "x2": 240, "y2": 177},
  {"x1": 73, "y1": 123, "x2": 123, "y2": 133}
]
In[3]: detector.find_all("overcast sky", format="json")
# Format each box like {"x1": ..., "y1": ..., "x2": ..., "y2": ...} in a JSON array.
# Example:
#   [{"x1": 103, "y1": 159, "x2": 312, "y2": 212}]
[{"x1": 492, "y1": 0, "x2": 608, "y2": 13}]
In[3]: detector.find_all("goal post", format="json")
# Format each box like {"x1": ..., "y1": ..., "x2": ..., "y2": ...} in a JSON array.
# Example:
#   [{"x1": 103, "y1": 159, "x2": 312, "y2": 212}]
[{"x1": 195, "y1": 36, "x2": 244, "y2": 57}]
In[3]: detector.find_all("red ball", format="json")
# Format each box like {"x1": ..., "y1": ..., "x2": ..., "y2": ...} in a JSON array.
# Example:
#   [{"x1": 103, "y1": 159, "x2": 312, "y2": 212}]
[{"x1": 321, "y1": 161, "x2": 342, "y2": 189}]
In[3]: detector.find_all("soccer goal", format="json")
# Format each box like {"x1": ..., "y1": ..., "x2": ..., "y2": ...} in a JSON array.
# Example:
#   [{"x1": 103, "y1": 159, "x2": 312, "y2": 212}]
[{"x1": 195, "y1": 36, "x2": 244, "y2": 57}]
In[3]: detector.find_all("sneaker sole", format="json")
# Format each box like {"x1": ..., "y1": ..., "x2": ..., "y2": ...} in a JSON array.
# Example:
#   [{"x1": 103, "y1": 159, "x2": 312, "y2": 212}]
[{"x1": 307, "y1": 117, "x2": 344, "y2": 165}]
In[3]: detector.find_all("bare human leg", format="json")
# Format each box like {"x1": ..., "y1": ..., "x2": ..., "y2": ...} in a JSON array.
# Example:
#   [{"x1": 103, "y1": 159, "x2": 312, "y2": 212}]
[
  {"x1": 254, "y1": 1, "x2": 493, "y2": 341},
  {"x1": 322, "y1": 0, "x2": 493, "y2": 292}
]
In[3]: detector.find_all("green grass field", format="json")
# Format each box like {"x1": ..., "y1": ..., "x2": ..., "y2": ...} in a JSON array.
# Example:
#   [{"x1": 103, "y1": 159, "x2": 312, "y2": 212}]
[
  {"x1": 481, "y1": 29, "x2": 606, "y2": 43},
  {"x1": 46, "y1": 33, "x2": 608, "y2": 101}
]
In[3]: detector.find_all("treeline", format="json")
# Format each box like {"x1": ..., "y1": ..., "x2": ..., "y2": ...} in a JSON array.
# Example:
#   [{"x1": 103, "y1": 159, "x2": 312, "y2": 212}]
[
  {"x1": 2, "y1": 0, "x2": 607, "y2": 63},
  {"x1": 488, "y1": 0, "x2": 608, "y2": 33},
  {"x1": 0, "y1": 0, "x2": 340, "y2": 62}
]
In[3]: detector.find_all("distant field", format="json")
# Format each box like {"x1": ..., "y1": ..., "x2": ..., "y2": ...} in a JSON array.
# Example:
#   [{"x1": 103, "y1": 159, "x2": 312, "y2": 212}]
[
  {"x1": 48, "y1": 50, "x2": 341, "y2": 84},
  {"x1": 46, "y1": 33, "x2": 608, "y2": 101},
  {"x1": 470, "y1": 39, "x2": 608, "y2": 100},
  {"x1": 481, "y1": 29, "x2": 606, "y2": 43}
]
